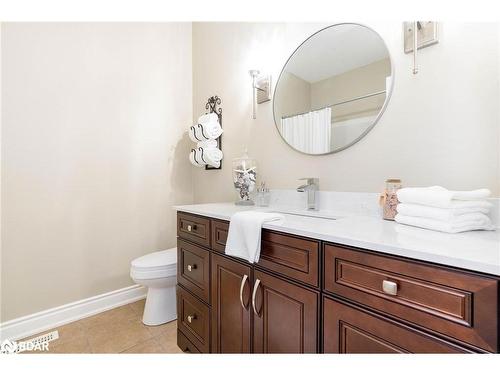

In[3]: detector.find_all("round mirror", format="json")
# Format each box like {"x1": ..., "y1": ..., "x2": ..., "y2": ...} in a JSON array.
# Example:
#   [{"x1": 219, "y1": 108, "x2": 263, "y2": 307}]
[{"x1": 273, "y1": 23, "x2": 393, "y2": 155}]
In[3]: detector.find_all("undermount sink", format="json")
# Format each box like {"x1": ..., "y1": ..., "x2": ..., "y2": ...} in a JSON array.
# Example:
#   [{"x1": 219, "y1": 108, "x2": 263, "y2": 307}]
[{"x1": 269, "y1": 209, "x2": 339, "y2": 220}]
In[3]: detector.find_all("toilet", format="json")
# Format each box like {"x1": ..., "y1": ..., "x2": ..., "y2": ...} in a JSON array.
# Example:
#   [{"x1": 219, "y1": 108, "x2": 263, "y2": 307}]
[{"x1": 130, "y1": 248, "x2": 177, "y2": 326}]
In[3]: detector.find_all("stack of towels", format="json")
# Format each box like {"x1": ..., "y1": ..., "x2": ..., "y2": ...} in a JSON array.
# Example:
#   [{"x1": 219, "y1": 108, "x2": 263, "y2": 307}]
[
  {"x1": 188, "y1": 113, "x2": 223, "y2": 168},
  {"x1": 395, "y1": 186, "x2": 494, "y2": 233}
]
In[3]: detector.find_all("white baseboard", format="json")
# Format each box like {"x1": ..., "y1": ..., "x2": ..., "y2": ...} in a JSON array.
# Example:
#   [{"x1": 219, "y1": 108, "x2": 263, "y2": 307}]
[{"x1": 0, "y1": 284, "x2": 147, "y2": 341}]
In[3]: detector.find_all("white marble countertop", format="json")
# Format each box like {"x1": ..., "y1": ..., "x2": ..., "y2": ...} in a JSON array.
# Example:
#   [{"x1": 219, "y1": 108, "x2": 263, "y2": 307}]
[{"x1": 174, "y1": 202, "x2": 500, "y2": 277}]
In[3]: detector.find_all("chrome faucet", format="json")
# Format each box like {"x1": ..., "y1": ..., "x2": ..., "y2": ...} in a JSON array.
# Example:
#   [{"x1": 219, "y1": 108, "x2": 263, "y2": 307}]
[{"x1": 296, "y1": 178, "x2": 319, "y2": 210}]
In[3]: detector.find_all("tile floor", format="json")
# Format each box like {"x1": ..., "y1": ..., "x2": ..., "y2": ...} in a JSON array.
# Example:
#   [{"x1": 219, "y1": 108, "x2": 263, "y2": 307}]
[{"x1": 22, "y1": 299, "x2": 183, "y2": 354}]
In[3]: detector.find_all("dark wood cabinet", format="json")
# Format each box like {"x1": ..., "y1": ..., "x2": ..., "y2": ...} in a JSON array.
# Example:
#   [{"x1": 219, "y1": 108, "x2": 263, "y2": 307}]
[
  {"x1": 258, "y1": 230, "x2": 320, "y2": 287},
  {"x1": 211, "y1": 253, "x2": 252, "y2": 353},
  {"x1": 177, "y1": 285, "x2": 211, "y2": 353},
  {"x1": 176, "y1": 211, "x2": 499, "y2": 354},
  {"x1": 211, "y1": 220, "x2": 229, "y2": 253},
  {"x1": 252, "y1": 270, "x2": 319, "y2": 353},
  {"x1": 324, "y1": 244, "x2": 498, "y2": 352},
  {"x1": 177, "y1": 239, "x2": 210, "y2": 303},
  {"x1": 323, "y1": 297, "x2": 474, "y2": 353},
  {"x1": 177, "y1": 329, "x2": 201, "y2": 353},
  {"x1": 178, "y1": 212, "x2": 211, "y2": 247}
]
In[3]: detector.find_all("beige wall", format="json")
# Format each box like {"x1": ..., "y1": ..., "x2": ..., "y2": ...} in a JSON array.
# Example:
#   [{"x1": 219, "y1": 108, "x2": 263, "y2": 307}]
[
  {"x1": 0, "y1": 24, "x2": 3, "y2": 323},
  {"x1": 275, "y1": 58, "x2": 390, "y2": 122},
  {"x1": 273, "y1": 71, "x2": 311, "y2": 122},
  {"x1": 192, "y1": 22, "x2": 500, "y2": 202},
  {"x1": 1, "y1": 21, "x2": 499, "y2": 323},
  {"x1": 1, "y1": 23, "x2": 193, "y2": 321},
  {"x1": 310, "y1": 58, "x2": 390, "y2": 122}
]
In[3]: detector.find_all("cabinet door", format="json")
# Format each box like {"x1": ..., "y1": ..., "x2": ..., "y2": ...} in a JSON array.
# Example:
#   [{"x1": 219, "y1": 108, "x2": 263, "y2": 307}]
[
  {"x1": 253, "y1": 270, "x2": 319, "y2": 353},
  {"x1": 211, "y1": 253, "x2": 252, "y2": 353},
  {"x1": 323, "y1": 297, "x2": 475, "y2": 353}
]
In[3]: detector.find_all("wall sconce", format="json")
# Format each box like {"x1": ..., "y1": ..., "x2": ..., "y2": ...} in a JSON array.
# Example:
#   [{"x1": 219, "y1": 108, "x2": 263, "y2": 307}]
[
  {"x1": 249, "y1": 70, "x2": 271, "y2": 119},
  {"x1": 404, "y1": 21, "x2": 439, "y2": 75}
]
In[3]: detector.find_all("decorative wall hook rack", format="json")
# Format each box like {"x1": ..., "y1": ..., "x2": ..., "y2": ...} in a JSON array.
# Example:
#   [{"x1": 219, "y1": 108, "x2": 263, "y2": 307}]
[{"x1": 205, "y1": 95, "x2": 223, "y2": 170}]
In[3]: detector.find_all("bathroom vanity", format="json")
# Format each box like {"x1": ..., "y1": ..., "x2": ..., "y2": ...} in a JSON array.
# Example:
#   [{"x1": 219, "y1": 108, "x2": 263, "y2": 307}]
[
  {"x1": 174, "y1": 204, "x2": 500, "y2": 354},
  {"x1": 171, "y1": 21, "x2": 500, "y2": 355}
]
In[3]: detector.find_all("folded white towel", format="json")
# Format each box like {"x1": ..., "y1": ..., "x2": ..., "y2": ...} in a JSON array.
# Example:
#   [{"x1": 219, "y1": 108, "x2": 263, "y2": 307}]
[
  {"x1": 197, "y1": 113, "x2": 223, "y2": 140},
  {"x1": 225, "y1": 211, "x2": 284, "y2": 263},
  {"x1": 198, "y1": 113, "x2": 218, "y2": 124},
  {"x1": 395, "y1": 213, "x2": 494, "y2": 233},
  {"x1": 397, "y1": 186, "x2": 491, "y2": 208},
  {"x1": 396, "y1": 202, "x2": 492, "y2": 221},
  {"x1": 203, "y1": 147, "x2": 223, "y2": 168}
]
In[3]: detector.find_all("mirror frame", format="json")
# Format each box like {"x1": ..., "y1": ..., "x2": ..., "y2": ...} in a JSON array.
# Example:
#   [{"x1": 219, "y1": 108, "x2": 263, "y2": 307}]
[{"x1": 272, "y1": 23, "x2": 395, "y2": 155}]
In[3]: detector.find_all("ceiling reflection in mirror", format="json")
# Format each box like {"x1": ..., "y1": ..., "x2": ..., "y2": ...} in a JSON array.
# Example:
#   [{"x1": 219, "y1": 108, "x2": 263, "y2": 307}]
[{"x1": 273, "y1": 24, "x2": 393, "y2": 155}]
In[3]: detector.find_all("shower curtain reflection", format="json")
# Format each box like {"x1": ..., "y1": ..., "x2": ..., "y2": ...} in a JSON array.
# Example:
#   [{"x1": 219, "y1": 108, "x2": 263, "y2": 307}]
[{"x1": 280, "y1": 107, "x2": 332, "y2": 154}]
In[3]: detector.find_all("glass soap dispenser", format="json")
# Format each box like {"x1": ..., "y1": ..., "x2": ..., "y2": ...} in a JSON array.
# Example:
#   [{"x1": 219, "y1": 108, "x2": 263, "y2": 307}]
[
  {"x1": 232, "y1": 149, "x2": 257, "y2": 206},
  {"x1": 255, "y1": 182, "x2": 271, "y2": 207}
]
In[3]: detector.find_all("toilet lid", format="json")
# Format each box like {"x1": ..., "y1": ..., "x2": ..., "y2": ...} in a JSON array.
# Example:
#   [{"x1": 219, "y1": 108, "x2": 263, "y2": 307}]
[{"x1": 131, "y1": 248, "x2": 177, "y2": 269}]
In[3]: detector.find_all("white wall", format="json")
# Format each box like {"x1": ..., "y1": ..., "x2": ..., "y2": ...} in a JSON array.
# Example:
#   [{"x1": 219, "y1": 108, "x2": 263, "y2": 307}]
[
  {"x1": 192, "y1": 22, "x2": 500, "y2": 202},
  {"x1": 1, "y1": 23, "x2": 193, "y2": 321}
]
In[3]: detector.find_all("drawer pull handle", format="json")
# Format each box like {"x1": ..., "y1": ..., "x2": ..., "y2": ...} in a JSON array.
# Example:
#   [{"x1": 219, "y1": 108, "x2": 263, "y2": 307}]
[
  {"x1": 187, "y1": 264, "x2": 197, "y2": 272},
  {"x1": 239, "y1": 274, "x2": 249, "y2": 309},
  {"x1": 187, "y1": 314, "x2": 196, "y2": 323},
  {"x1": 186, "y1": 224, "x2": 197, "y2": 232},
  {"x1": 252, "y1": 279, "x2": 261, "y2": 316},
  {"x1": 382, "y1": 280, "x2": 398, "y2": 296}
]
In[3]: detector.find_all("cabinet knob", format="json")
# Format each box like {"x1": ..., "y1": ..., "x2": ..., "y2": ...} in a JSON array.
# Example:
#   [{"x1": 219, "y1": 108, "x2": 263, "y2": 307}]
[
  {"x1": 187, "y1": 264, "x2": 197, "y2": 272},
  {"x1": 187, "y1": 314, "x2": 196, "y2": 323},
  {"x1": 382, "y1": 280, "x2": 398, "y2": 296}
]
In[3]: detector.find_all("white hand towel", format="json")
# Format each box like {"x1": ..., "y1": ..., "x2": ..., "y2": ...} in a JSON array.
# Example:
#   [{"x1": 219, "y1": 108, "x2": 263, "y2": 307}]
[
  {"x1": 225, "y1": 211, "x2": 284, "y2": 263},
  {"x1": 397, "y1": 186, "x2": 491, "y2": 208},
  {"x1": 198, "y1": 113, "x2": 218, "y2": 124},
  {"x1": 197, "y1": 113, "x2": 223, "y2": 140},
  {"x1": 203, "y1": 147, "x2": 223, "y2": 167},
  {"x1": 205, "y1": 122, "x2": 223, "y2": 140},
  {"x1": 396, "y1": 202, "x2": 492, "y2": 221},
  {"x1": 395, "y1": 213, "x2": 494, "y2": 233}
]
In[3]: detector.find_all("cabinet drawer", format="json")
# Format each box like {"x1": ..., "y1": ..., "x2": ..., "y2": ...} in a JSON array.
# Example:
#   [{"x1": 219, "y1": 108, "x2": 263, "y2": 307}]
[
  {"x1": 177, "y1": 285, "x2": 210, "y2": 353},
  {"x1": 257, "y1": 230, "x2": 320, "y2": 287},
  {"x1": 178, "y1": 212, "x2": 211, "y2": 247},
  {"x1": 177, "y1": 239, "x2": 210, "y2": 303},
  {"x1": 323, "y1": 297, "x2": 474, "y2": 353},
  {"x1": 324, "y1": 244, "x2": 498, "y2": 352},
  {"x1": 177, "y1": 329, "x2": 201, "y2": 353},
  {"x1": 211, "y1": 219, "x2": 229, "y2": 253}
]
